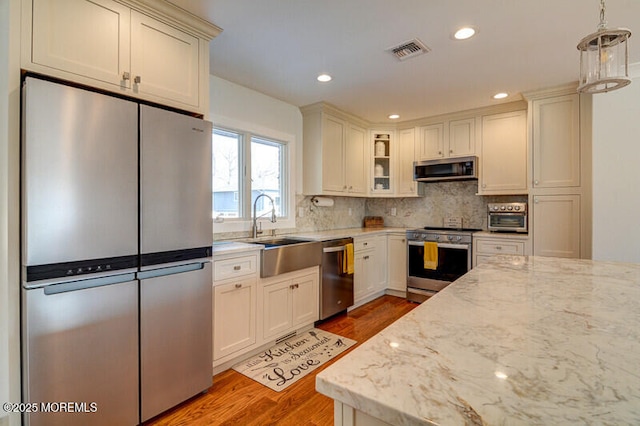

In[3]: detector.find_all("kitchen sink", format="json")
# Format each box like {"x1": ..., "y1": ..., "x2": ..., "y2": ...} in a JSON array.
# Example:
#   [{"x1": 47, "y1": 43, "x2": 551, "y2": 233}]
[
  {"x1": 254, "y1": 237, "x2": 315, "y2": 248},
  {"x1": 248, "y1": 237, "x2": 322, "y2": 277}
]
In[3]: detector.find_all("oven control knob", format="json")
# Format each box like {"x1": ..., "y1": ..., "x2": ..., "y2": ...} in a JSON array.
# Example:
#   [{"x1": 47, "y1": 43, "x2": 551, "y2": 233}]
[
  {"x1": 493, "y1": 206, "x2": 500, "y2": 211},
  {"x1": 514, "y1": 205, "x2": 521, "y2": 211},
  {"x1": 507, "y1": 205, "x2": 513, "y2": 210},
  {"x1": 448, "y1": 236, "x2": 453, "y2": 241},
  {"x1": 456, "y1": 236, "x2": 462, "y2": 242},
  {"x1": 500, "y1": 205, "x2": 506, "y2": 210}
]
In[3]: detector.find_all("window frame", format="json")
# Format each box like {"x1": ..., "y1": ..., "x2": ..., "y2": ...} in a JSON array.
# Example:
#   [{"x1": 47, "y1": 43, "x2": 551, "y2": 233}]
[{"x1": 211, "y1": 119, "x2": 296, "y2": 236}]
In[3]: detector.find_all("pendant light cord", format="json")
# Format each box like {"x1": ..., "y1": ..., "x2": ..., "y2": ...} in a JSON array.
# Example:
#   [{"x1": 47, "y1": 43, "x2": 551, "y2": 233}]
[{"x1": 598, "y1": 0, "x2": 607, "y2": 30}]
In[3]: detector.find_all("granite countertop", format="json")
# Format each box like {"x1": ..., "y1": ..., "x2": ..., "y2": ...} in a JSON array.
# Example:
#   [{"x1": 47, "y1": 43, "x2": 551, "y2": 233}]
[
  {"x1": 291, "y1": 226, "x2": 408, "y2": 241},
  {"x1": 213, "y1": 227, "x2": 410, "y2": 255},
  {"x1": 316, "y1": 255, "x2": 640, "y2": 425},
  {"x1": 212, "y1": 241, "x2": 263, "y2": 256}
]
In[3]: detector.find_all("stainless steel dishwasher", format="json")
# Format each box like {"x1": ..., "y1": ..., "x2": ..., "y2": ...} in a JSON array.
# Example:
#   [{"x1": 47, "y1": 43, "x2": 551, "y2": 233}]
[{"x1": 319, "y1": 238, "x2": 354, "y2": 320}]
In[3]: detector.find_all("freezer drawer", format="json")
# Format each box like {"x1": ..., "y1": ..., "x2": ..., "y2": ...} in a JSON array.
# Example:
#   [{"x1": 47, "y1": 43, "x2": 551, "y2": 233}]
[
  {"x1": 22, "y1": 278, "x2": 139, "y2": 426},
  {"x1": 140, "y1": 262, "x2": 213, "y2": 421}
]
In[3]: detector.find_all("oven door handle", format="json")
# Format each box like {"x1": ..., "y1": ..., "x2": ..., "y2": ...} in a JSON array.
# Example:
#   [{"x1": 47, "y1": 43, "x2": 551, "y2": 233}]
[{"x1": 408, "y1": 241, "x2": 469, "y2": 250}]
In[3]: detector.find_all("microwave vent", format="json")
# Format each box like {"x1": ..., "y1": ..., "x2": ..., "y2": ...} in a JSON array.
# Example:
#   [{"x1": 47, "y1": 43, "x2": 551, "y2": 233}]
[{"x1": 387, "y1": 39, "x2": 431, "y2": 61}]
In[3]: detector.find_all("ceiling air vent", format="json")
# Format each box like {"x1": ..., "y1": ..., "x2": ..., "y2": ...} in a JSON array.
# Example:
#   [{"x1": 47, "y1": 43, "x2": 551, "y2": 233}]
[{"x1": 387, "y1": 38, "x2": 430, "y2": 61}]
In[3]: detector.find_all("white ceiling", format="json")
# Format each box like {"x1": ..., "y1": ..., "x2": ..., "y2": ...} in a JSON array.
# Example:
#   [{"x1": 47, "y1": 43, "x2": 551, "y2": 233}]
[{"x1": 169, "y1": 0, "x2": 640, "y2": 123}]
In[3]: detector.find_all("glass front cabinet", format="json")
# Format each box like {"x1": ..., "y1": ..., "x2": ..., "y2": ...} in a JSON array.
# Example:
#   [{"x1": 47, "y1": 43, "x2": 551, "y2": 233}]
[{"x1": 371, "y1": 131, "x2": 393, "y2": 195}]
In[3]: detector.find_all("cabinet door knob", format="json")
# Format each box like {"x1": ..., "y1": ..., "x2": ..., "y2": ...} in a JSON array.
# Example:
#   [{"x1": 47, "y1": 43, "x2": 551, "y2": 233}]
[
  {"x1": 235, "y1": 283, "x2": 242, "y2": 289},
  {"x1": 364, "y1": 255, "x2": 370, "y2": 260},
  {"x1": 449, "y1": 149, "x2": 453, "y2": 153},
  {"x1": 534, "y1": 180, "x2": 539, "y2": 185},
  {"x1": 482, "y1": 183, "x2": 487, "y2": 188},
  {"x1": 438, "y1": 151, "x2": 442, "y2": 155},
  {"x1": 134, "y1": 75, "x2": 142, "y2": 84},
  {"x1": 122, "y1": 72, "x2": 130, "y2": 81}
]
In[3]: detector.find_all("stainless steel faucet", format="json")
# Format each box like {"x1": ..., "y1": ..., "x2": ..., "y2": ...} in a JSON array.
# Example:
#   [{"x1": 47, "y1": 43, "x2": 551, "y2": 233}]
[{"x1": 252, "y1": 193, "x2": 277, "y2": 238}]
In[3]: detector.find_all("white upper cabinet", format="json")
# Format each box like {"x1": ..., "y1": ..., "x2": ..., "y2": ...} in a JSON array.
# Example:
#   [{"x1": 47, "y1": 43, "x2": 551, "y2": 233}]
[
  {"x1": 417, "y1": 123, "x2": 445, "y2": 160},
  {"x1": 345, "y1": 123, "x2": 368, "y2": 195},
  {"x1": 302, "y1": 103, "x2": 369, "y2": 196},
  {"x1": 23, "y1": 0, "x2": 220, "y2": 114},
  {"x1": 417, "y1": 118, "x2": 475, "y2": 161},
  {"x1": 396, "y1": 128, "x2": 418, "y2": 196},
  {"x1": 130, "y1": 10, "x2": 200, "y2": 107},
  {"x1": 531, "y1": 94, "x2": 581, "y2": 189},
  {"x1": 449, "y1": 118, "x2": 476, "y2": 157},
  {"x1": 31, "y1": 0, "x2": 131, "y2": 87},
  {"x1": 478, "y1": 110, "x2": 528, "y2": 195}
]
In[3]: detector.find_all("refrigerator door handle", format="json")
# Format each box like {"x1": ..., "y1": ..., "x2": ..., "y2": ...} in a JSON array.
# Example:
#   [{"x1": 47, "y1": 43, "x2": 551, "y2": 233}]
[
  {"x1": 137, "y1": 262, "x2": 206, "y2": 280},
  {"x1": 43, "y1": 272, "x2": 137, "y2": 295}
]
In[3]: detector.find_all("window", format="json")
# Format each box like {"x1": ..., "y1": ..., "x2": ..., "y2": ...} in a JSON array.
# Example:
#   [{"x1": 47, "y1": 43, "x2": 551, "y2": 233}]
[
  {"x1": 212, "y1": 129, "x2": 241, "y2": 218},
  {"x1": 212, "y1": 127, "x2": 290, "y2": 231}
]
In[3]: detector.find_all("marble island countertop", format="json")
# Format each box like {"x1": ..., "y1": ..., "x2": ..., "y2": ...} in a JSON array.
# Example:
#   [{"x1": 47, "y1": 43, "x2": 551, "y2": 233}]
[{"x1": 316, "y1": 255, "x2": 640, "y2": 425}]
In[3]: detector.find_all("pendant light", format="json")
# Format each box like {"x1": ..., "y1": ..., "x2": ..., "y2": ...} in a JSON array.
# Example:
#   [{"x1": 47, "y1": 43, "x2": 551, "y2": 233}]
[{"x1": 577, "y1": 0, "x2": 631, "y2": 94}]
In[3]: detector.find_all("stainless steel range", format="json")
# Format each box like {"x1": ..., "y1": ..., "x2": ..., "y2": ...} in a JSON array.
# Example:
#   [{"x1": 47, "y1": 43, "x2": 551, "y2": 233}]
[{"x1": 406, "y1": 227, "x2": 479, "y2": 303}]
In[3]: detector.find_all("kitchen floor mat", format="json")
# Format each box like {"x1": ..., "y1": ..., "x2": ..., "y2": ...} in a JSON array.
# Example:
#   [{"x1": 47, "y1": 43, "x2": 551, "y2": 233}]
[{"x1": 232, "y1": 328, "x2": 356, "y2": 392}]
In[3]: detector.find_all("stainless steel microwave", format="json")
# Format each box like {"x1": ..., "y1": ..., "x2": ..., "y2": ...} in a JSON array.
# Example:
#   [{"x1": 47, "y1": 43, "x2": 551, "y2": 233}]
[{"x1": 413, "y1": 156, "x2": 478, "y2": 182}]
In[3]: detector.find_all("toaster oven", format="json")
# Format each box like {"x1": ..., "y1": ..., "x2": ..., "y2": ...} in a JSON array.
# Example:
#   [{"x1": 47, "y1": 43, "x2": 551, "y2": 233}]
[{"x1": 487, "y1": 202, "x2": 527, "y2": 233}]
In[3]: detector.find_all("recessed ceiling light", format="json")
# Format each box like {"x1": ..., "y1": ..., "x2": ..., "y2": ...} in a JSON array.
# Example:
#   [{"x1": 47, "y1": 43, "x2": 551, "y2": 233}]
[
  {"x1": 317, "y1": 74, "x2": 332, "y2": 82},
  {"x1": 454, "y1": 27, "x2": 476, "y2": 40},
  {"x1": 388, "y1": 114, "x2": 400, "y2": 119},
  {"x1": 493, "y1": 92, "x2": 508, "y2": 100}
]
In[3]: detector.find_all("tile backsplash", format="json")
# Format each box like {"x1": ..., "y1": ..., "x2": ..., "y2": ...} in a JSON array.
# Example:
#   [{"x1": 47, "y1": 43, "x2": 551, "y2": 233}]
[{"x1": 216, "y1": 181, "x2": 526, "y2": 240}]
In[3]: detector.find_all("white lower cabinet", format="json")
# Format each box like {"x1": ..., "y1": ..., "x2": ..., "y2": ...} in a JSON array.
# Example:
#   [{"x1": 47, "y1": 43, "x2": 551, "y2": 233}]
[
  {"x1": 353, "y1": 235, "x2": 387, "y2": 306},
  {"x1": 386, "y1": 233, "x2": 407, "y2": 294},
  {"x1": 531, "y1": 194, "x2": 581, "y2": 258},
  {"x1": 213, "y1": 278, "x2": 257, "y2": 360},
  {"x1": 212, "y1": 250, "x2": 260, "y2": 363},
  {"x1": 261, "y1": 267, "x2": 320, "y2": 341},
  {"x1": 473, "y1": 234, "x2": 531, "y2": 267},
  {"x1": 213, "y1": 254, "x2": 319, "y2": 370}
]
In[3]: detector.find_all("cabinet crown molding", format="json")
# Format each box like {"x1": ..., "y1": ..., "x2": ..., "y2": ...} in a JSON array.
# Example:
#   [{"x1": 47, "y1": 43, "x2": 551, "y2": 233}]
[
  {"x1": 124, "y1": 0, "x2": 222, "y2": 40},
  {"x1": 522, "y1": 83, "x2": 579, "y2": 101},
  {"x1": 300, "y1": 102, "x2": 369, "y2": 128}
]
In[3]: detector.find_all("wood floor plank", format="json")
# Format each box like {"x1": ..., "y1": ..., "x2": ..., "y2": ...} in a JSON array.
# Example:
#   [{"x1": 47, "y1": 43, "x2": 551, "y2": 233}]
[{"x1": 144, "y1": 295, "x2": 417, "y2": 425}]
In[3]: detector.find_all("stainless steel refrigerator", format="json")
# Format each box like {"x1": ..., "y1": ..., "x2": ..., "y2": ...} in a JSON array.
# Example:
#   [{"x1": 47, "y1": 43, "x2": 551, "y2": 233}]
[{"x1": 21, "y1": 77, "x2": 213, "y2": 425}]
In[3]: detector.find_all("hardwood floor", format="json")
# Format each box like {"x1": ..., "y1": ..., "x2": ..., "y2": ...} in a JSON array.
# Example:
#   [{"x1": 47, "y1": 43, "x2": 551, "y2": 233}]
[{"x1": 145, "y1": 295, "x2": 417, "y2": 426}]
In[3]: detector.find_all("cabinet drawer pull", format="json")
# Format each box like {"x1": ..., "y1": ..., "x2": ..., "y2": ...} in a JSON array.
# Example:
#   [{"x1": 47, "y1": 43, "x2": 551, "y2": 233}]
[
  {"x1": 235, "y1": 283, "x2": 242, "y2": 289},
  {"x1": 496, "y1": 246, "x2": 502, "y2": 250},
  {"x1": 233, "y1": 265, "x2": 241, "y2": 271},
  {"x1": 363, "y1": 255, "x2": 370, "y2": 260}
]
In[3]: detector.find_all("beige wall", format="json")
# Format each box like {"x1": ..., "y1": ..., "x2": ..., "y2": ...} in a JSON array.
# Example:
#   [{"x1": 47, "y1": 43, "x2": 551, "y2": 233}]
[{"x1": 0, "y1": 0, "x2": 22, "y2": 425}]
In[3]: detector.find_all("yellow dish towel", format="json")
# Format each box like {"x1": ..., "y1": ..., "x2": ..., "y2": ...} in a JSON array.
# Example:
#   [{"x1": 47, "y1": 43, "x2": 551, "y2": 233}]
[
  {"x1": 423, "y1": 242, "x2": 438, "y2": 270},
  {"x1": 343, "y1": 243, "x2": 355, "y2": 275}
]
